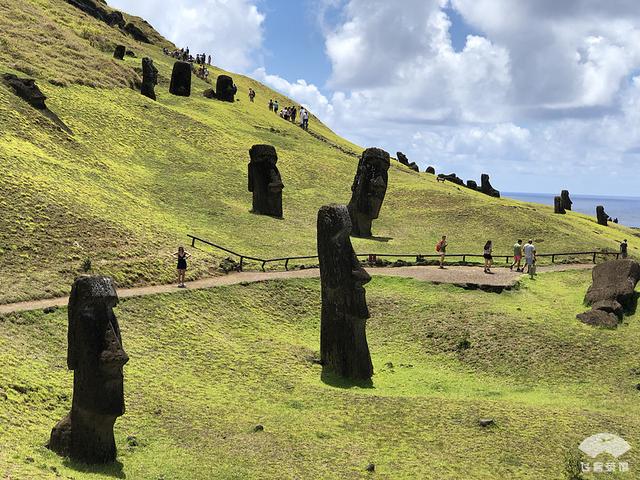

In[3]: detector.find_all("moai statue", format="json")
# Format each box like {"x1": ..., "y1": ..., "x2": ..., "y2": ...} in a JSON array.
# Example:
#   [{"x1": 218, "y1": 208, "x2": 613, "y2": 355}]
[
  {"x1": 425, "y1": 166, "x2": 436, "y2": 174},
  {"x1": 141, "y1": 57, "x2": 158, "y2": 100},
  {"x1": 248, "y1": 145, "x2": 284, "y2": 218},
  {"x1": 561, "y1": 190, "x2": 573, "y2": 211},
  {"x1": 48, "y1": 276, "x2": 129, "y2": 464},
  {"x1": 596, "y1": 206, "x2": 609, "y2": 226},
  {"x1": 216, "y1": 75, "x2": 237, "y2": 102},
  {"x1": 347, "y1": 148, "x2": 390, "y2": 237},
  {"x1": 466, "y1": 180, "x2": 478, "y2": 190},
  {"x1": 169, "y1": 61, "x2": 191, "y2": 97},
  {"x1": 480, "y1": 174, "x2": 500, "y2": 198},
  {"x1": 317, "y1": 204, "x2": 373, "y2": 380},
  {"x1": 554, "y1": 196, "x2": 566, "y2": 214},
  {"x1": 396, "y1": 151, "x2": 410, "y2": 166},
  {"x1": 113, "y1": 45, "x2": 126, "y2": 60}
]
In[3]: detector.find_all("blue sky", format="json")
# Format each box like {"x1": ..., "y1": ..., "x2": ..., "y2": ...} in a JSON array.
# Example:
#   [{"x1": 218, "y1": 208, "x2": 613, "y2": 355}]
[{"x1": 109, "y1": 0, "x2": 640, "y2": 197}]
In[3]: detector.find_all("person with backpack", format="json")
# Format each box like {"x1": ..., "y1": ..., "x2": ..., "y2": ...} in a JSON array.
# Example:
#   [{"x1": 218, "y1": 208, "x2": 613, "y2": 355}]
[
  {"x1": 483, "y1": 240, "x2": 493, "y2": 274},
  {"x1": 436, "y1": 235, "x2": 447, "y2": 269}
]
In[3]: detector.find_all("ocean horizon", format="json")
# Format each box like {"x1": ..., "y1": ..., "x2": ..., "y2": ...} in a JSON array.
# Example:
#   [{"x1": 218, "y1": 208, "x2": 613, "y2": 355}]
[{"x1": 503, "y1": 192, "x2": 640, "y2": 228}]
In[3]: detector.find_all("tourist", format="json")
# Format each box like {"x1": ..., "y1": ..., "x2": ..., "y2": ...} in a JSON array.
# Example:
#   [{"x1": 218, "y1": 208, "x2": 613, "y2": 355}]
[
  {"x1": 523, "y1": 239, "x2": 536, "y2": 277},
  {"x1": 249, "y1": 88, "x2": 256, "y2": 102},
  {"x1": 511, "y1": 239, "x2": 523, "y2": 272},
  {"x1": 301, "y1": 108, "x2": 309, "y2": 130},
  {"x1": 483, "y1": 240, "x2": 493, "y2": 274},
  {"x1": 621, "y1": 239, "x2": 628, "y2": 259},
  {"x1": 291, "y1": 106, "x2": 297, "y2": 123},
  {"x1": 273, "y1": 100, "x2": 279, "y2": 114},
  {"x1": 436, "y1": 235, "x2": 447, "y2": 269},
  {"x1": 172, "y1": 246, "x2": 191, "y2": 288},
  {"x1": 268, "y1": 99, "x2": 273, "y2": 111},
  {"x1": 208, "y1": 54, "x2": 212, "y2": 65}
]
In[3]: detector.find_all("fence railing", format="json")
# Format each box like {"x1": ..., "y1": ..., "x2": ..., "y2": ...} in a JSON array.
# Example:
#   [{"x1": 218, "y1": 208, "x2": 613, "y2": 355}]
[{"x1": 188, "y1": 235, "x2": 622, "y2": 272}]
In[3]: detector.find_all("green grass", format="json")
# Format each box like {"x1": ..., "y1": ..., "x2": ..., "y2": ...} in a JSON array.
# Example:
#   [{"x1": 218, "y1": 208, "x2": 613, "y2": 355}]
[
  {"x1": 1, "y1": 271, "x2": 638, "y2": 479},
  {"x1": 0, "y1": 0, "x2": 638, "y2": 304}
]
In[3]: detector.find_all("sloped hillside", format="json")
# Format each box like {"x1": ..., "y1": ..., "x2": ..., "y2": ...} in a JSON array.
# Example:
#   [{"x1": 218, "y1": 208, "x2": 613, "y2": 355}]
[{"x1": 0, "y1": 0, "x2": 636, "y2": 303}]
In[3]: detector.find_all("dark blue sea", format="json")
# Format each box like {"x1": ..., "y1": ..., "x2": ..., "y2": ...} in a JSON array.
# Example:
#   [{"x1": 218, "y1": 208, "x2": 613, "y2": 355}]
[{"x1": 503, "y1": 192, "x2": 640, "y2": 228}]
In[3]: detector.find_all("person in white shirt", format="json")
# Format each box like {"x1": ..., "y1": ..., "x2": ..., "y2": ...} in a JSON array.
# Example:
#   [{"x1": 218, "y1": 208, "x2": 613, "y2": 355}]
[{"x1": 523, "y1": 239, "x2": 536, "y2": 277}]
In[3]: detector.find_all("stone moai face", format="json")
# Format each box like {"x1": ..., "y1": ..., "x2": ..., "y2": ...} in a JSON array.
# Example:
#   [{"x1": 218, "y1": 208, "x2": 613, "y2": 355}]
[
  {"x1": 142, "y1": 58, "x2": 158, "y2": 85},
  {"x1": 347, "y1": 148, "x2": 390, "y2": 237},
  {"x1": 561, "y1": 190, "x2": 573, "y2": 210},
  {"x1": 248, "y1": 145, "x2": 284, "y2": 217},
  {"x1": 169, "y1": 61, "x2": 191, "y2": 97}
]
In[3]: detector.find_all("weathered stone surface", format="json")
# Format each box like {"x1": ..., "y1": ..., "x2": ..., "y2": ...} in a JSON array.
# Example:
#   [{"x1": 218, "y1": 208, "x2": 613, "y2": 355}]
[
  {"x1": 466, "y1": 180, "x2": 478, "y2": 190},
  {"x1": 2, "y1": 74, "x2": 47, "y2": 109},
  {"x1": 396, "y1": 151, "x2": 410, "y2": 166},
  {"x1": 425, "y1": 166, "x2": 436, "y2": 174},
  {"x1": 215, "y1": 75, "x2": 237, "y2": 102},
  {"x1": 591, "y1": 300, "x2": 624, "y2": 318},
  {"x1": 123, "y1": 22, "x2": 150, "y2": 44},
  {"x1": 554, "y1": 196, "x2": 566, "y2": 214},
  {"x1": 577, "y1": 309, "x2": 620, "y2": 329},
  {"x1": 203, "y1": 88, "x2": 216, "y2": 99},
  {"x1": 347, "y1": 148, "x2": 390, "y2": 237},
  {"x1": 561, "y1": 190, "x2": 572, "y2": 211},
  {"x1": 113, "y1": 45, "x2": 125, "y2": 60},
  {"x1": 596, "y1": 206, "x2": 609, "y2": 226},
  {"x1": 48, "y1": 276, "x2": 128, "y2": 464},
  {"x1": 318, "y1": 204, "x2": 373, "y2": 380},
  {"x1": 140, "y1": 57, "x2": 158, "y2": 100},
  {"x1": 408, "y1": 162, "x2": 419, "y2": 172},
  {"x1": 106, "y1": 11, "x2": 125, "y2": 28},
  {"x1": 248, "y1": 145, "x2": 284, "y2": 218},
  {"x1": 169, "y1": 61, "x2": 191, "y2": 97},
  {"x1": 125, "y1": 49, "x2": 136, "y2": 57},
  {"x1": 480, "y1": 174, "x2": 500, "y2": 198},
  {"x1": 585, "y1": 260, "x2": 640, "y2": 308},
  {"x1": 437, "y1": 173, "x2": 465, "y2": 186}
]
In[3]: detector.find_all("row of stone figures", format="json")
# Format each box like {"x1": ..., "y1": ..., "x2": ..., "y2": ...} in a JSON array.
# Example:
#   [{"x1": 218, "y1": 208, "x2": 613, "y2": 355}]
[
  {"x1": 248, "y1": 144, "x2": 390, "y2": 238},
  {"x1": 45, "y1": 206, "x2": 373, "y2": 464},
  {"x1": 553, "y1": 192, "x2": 617, "y2": 226}
]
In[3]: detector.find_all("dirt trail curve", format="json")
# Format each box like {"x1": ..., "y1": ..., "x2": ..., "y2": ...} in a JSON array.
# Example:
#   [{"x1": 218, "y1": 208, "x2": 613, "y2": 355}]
[{"x1": 0, "y1": 264, "x2": 593, "y2": 315}]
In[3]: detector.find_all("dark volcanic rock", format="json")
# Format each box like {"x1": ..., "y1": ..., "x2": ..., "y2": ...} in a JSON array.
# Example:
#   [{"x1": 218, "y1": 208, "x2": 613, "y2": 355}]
[
  {"x1": 248, "y1": 145, "x2": 284, "y2": 218},
  {"x1": 203, "y1": 88, "x2": 216, "y2": 99},
  {"x1": 65, "y1": 0, "x2": 109, "y2": 23},
  {"x1": 466, "y1": 180, "x2": 478, "y2": 190},
  {"x1": 348, "y1": 148, "x2": 390, "y2": 237},
  {"x1": 318, "y1": 204, "x2": 373, "y2": 380},
  {"x1": 479, "y1": 418, "x2": 495, "y2": 428},
  {"x1": 113, "y1": 45, "x2": 125, "y2": 60},
  {"x1": 106, "y1": 11, "x2": 125, "y2": 28},
  {"x1": 554, "y1": 196, "x2": 565, "y2": 214},
  {"x1": 396, "y1": 151, "x2": 410, "y2": 166},
  {"x1": 48, "y1": 276, "x2": 129, "y2": 464},
  {"x1": 169, "y1": 61, "x2": 191, "y2": 97},
  {"x1": 2, "y1": 74, "x2": 47, "y2": 109},
  {"x1": 480, "y1": 173, "x2": 500, "y2": 198},
  {"x1": 437, "y1": 173, "x2": 465, "y2": 186},
  {"x1": 596, "y1": 205, "x2": 609, "y2": 226},
  {"x1": 425, "y1": 166, "x2": 436, "y2": 174},
  {"x1": 123, "y1": 22, "x2": 150, "y2": 44},
  {"x1": 408, "y1": 162, "x2": 420, "y2": 172},
  {"x1": 577, "y1": 309, "x2": 620, "y2": 329},
  {"x1": 125, "y1": 50, "x2": 136, "y2": 57},
  {"x1": 140, "y1": 57, "x2": 158, "y2": 100},
  {"x1": 561, "y1": 190, "x2": 572, "y2": 211},
  {"x1": 215, "y1": 75, "x2": 237, "y2": 102}
]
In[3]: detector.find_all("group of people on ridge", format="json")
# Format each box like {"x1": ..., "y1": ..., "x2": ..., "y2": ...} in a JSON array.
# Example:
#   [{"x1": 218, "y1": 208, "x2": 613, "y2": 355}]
[
  {"x1": 268, "y1": 100, "x2": 310, "y2": 130},
  {"x1": 163, "y1": 46, "x2": 211, "y2": 66}
]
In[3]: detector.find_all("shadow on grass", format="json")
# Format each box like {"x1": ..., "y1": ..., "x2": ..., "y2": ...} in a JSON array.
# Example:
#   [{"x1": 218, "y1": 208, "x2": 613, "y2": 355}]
[
  {"x1": 321, "y1": 369, "x2": 374, "y2": 389},
  {"x1": 62, "y1": 459, "x2": 126, "y2": 479},
  {"x1": 626, "y1": 291, "x2": 639, "y2": 316},
  {"x1": 368, "y1": 236, "x2": 393, "y2": 243}
]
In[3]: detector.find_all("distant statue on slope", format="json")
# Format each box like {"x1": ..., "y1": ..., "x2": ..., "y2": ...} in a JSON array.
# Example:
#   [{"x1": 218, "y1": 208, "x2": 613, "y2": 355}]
[{"x1": 248, "y1": 144, "x2": 284, "y2": 218}]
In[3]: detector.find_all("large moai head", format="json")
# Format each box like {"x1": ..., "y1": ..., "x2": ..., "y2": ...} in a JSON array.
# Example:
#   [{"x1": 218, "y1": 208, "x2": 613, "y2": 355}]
[
  {"x1": 561, "y1": 190, "x2": 573, "y2": 211},
  {"x1": 480, "y1": 174, "x2": 500, "y2": 198},
  {"x1": 248, "y1": 145, "x2": 284, "y2": 218},
  {"x1": 216, "y1": 75, "x2": 237, "y2": 102},
  {"x1": 169, "y1": 61, "x2": 192, "y2": 97},
  {"x1": 347, "y1": 147, "x2": 390, "y2": 237},
  {"x1": 48, "y1": 276, "x2": 128, "y2": 464},
  {"x1": 113, "y1": 45, "x2": 126, "y2": 60},
  {"x1": 141, "y1": 57, "x2": 158, "y2": 100},
  {"x1": 2, "y1": 74, "x2": 47, "y2": 109},
  {"x1": 554, "y1": 196, "x2": 566, "y2": 214},
  {"x1": 317, "y1": 204, "x2": 373, "y2": 380},
  {"x1": 596, "y1": 205, "x2": 609, "y2": 226}
]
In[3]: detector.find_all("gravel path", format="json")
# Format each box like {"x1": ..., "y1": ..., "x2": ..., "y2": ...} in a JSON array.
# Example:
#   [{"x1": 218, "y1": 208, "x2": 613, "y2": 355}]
[{"x1": 0, "y1": 263, "x2": 593, "y2": 315}]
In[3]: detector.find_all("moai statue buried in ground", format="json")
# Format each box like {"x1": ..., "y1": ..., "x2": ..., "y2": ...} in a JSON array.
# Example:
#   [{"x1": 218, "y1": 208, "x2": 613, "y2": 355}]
[
  {"x1": 347, "y1": 148, "x2": 390, "y2": 237},
  {"x1": 141, "y1": 57, "x2": 158, "y2": 100},
  {"x1": 596, "y1": 205, "x2": 609, "y2": 226},
  {"x1": 248, "y1": 144, "x2": 284, "y2": 218},
  {"x1": 48, "y1": 276, "x2": 129, "y2": 464},
  {"x1": 169, "y1": 61, "x2": 191, "y2": 97},
  {"x1": 317, "y1": 204, "x2": 373, "y2": 380},
  {"x1": 561, "y1": 190, "x2": 573, "y2": 211},
  {"x1": 216, "y1": 75, "x2": 237, "y2": 102},
  {"x1": 554, "y1": 196, "x2": 566, "y2": 214}
]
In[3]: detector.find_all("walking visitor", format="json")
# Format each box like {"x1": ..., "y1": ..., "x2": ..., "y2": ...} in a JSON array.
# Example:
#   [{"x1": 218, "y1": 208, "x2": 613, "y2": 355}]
[
  {"x1": 523, "y1": 239, "x2": 536, "y2": 278},
  {"x1": 511, "y1": 239, "x2": 523, "y2": 272},
  {"x1": 621, "y1": 239, "x2": 628, "y2": 259},
  {"x1": 483, "y1": 240, "x2": 493, "y2": 274},
  {"x1": 436, "y1": 235, "x2": 447, "y2": 269}
]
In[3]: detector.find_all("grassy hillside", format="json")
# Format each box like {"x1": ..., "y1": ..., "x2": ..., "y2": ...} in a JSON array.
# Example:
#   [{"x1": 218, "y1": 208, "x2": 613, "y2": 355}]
[
  {"x1": 0, "y1": 0, "x2": 637, "y2": 305},
  {"x1": 1, "y1": 271, "x2": 639, "y2": 479}
]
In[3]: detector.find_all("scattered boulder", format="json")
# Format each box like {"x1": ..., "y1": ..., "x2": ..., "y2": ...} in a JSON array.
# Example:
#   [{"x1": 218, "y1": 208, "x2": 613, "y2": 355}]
[
  {"x1": 480, "y1": 174, "x2": 500, "y2": 198},
  {"x1": 466, "y1": 180, "x2": 478, "y2": 190},
  {"x1": 248, "y1": 145, "x2": 284, "y2": 218},
  {"x1": 577, "y1": 259, "x2": 640, "y2": 328},
  {"x1": 113, "y1": 45, "x2": 125, "y2": 60},
  {"x1": 348, "y1": 148, "x2": 390, "y2": 237},
  {"x1": 365, "y1": 463, "x2": 375, "y2": 472},
  {"x1": 596, "y1": 206, "x2": 609, "y2": 226},
  {"x1": 219, "y1": 257, "x2": 240, "y2": 273},
  {"x1": 479, "y1": 418, "x2": 495, "y2": 428},
  {"x1": 215, "y1": 75, "x2": 237, "y2": 102},
  {"x1": 106, "y1": 11, "x2": 125, "y2": 28},
  {"x1": 140, "y1": 57, "x2": 158, "y2": 100},
  {"x1": 554, "y1": 196, "x2": 565, "y2": 214},
  {"x1": 396, "y1": 151, "x2": 410, "y2": 166},
  {"x1": 169, "y1": 61, "x2": 191, "y2": 97},
  {"x1": 48, "y1": 276, "x2": 129, "y2": 464},
  {"x1": 123, "y1": 22, "x2": 150, "y2": 44},
  {"x1": 408, "y1": 162, "x2": 419, "y2": 172},
  {"x1": 318, "y1": 204, "x2": 373, "y2": 380},
  {"x1": 561, "y1": 190, "x2": 572, "y2": 211},
  {"x1": 437, "y1": 173, "x2": 465, "y2": 186},
  {"x1": 125, "y1": 49, "x2": 136, "y2": 58},
  {"x1": 2, "y1": 73, "x2": 47, "y2": 109},
  {"x1": 253, "y1": 424, "x2": 264, "y2": 432},
  {"x1": 43, "y1": 306, "x2": 58, "y2": 314},
  {"x1": 425, "y1": 166, "x2": 435, "y2": 174},
  {"x1": 203, "y1": 88, "x2": 216, "y2": 99}
]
